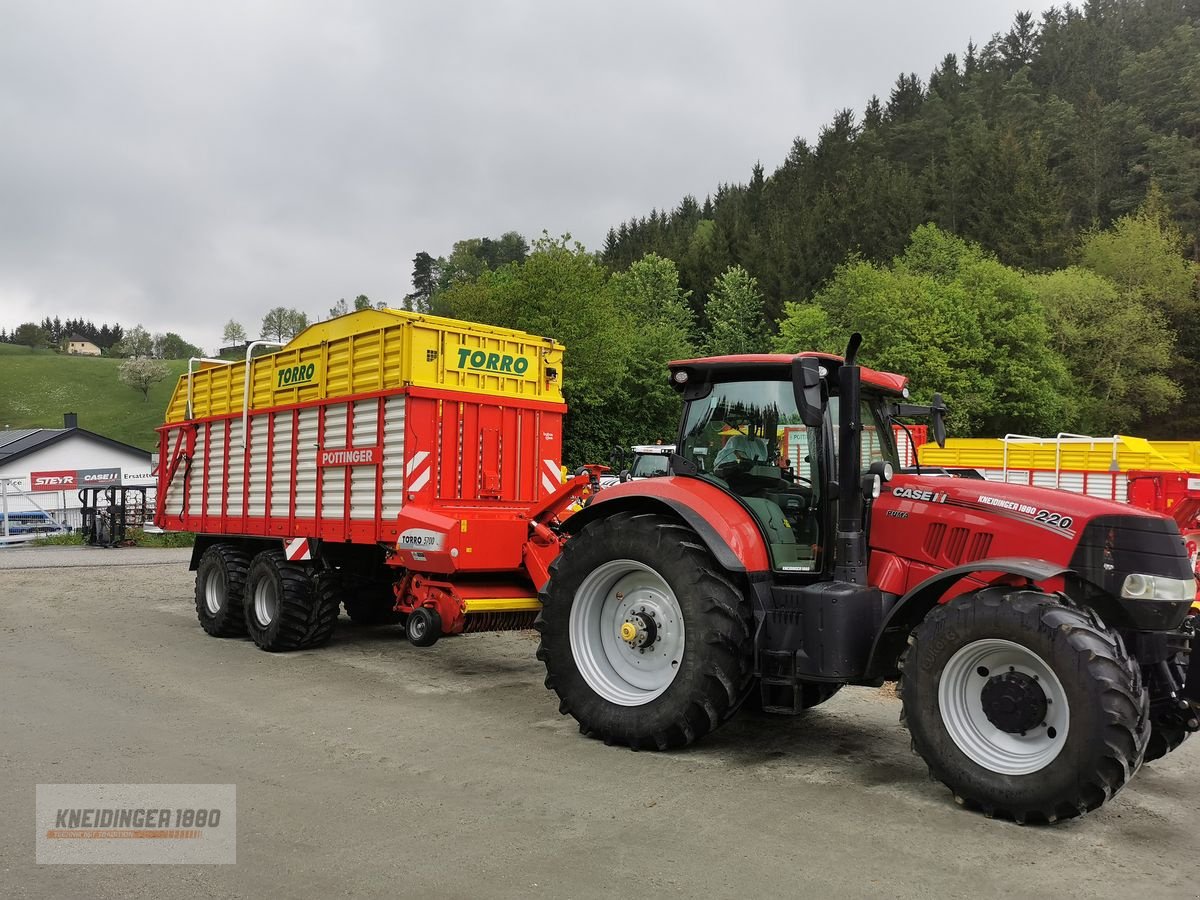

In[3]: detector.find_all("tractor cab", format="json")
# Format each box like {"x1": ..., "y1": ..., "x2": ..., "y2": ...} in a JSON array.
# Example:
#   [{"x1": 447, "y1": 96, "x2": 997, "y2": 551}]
[{"x1": 668, "y1": 351, "x2": 915, "y2": 576}]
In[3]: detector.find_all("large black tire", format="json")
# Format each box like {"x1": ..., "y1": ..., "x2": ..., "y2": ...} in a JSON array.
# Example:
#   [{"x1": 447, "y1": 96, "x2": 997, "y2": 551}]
[
  {"x1": 243, "y1": 551, "x2": 339, "y2": 652},
  {"x1": 194, "y1": 544, "x2": 250, "y2": 637},
  {"x1": 536, "y1": 511, "x2": 754, "y2": 751},
  {"x1": 899, "y1": 588, "x2": 1148, "y2": 824}
]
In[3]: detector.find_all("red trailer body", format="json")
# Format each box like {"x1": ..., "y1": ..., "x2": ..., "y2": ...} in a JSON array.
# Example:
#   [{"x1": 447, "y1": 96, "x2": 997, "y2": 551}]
[{"x1": 155, "y1": 309, "x2": 594, "y2": 647}]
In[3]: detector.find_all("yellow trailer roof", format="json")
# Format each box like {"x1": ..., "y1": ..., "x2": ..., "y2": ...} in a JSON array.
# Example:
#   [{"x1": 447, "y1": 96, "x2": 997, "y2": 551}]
[{"x1": 164, "y1": 308, "x2": 565, "y2": 423}]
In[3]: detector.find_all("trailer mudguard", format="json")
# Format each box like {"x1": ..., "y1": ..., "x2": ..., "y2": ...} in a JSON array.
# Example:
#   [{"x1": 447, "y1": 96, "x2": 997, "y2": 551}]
[
  {"x1": 566, "y1": 477, "x2": 771, "y2": 573},
  {"x1": 864, "y1": 557, "x2": 1076, "y2": 679}
]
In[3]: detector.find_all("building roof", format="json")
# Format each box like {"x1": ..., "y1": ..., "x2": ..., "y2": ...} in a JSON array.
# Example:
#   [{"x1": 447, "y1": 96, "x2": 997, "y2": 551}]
[
  {"x1": 0, "y1": 427, "x2": 150, "y2": 466},
  {"x1": 69, "y1": 334, "x2": 95, "y2": 343}
]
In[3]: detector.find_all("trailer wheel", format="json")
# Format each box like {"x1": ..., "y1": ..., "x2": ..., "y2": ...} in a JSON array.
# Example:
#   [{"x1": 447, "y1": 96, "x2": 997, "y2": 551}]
[
  {"x1": 899, "y1": 587, "x2": 1148, "y2": 823},
  {"x1": 194, "y1": 544, "x2": 250, "y2": 637},
  {"x1": 536, "y1": 511, "x2": 753, "y2": 751},
  {"x1": 243, "y1": 551, "x2": 339, "y2": 652},
  {"x1": 406, "y1": 607, "x2": 441, "y2": 647}
]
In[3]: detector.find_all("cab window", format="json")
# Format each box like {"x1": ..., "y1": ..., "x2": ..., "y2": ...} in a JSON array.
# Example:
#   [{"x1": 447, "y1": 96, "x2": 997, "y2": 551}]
[{"x1": 679, "y1": 380, "x2": 821, "y2": 573}]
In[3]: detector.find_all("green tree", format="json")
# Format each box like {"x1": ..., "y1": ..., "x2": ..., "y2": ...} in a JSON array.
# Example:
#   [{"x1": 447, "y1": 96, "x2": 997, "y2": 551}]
[
  {"x1": 261, "y1": 307, "x2": 309, "y2": 341},
  {"x1": 328, "y1": 298, "x2": 350, "y2": 318},
  {"x1": 118, "y1": 357, "x2": 169, "y2": 401},
  {"x1": 222, "y1": 320, "x2": 246, "y2": 344},
  {"x1": 1029, "y1": 267, "x2": 1179, "y2": 432},
  {"x1": 11, "y1": 322, "x2": 51, "y2": 349},
  {"x1": 353, "y1": 295, "x2": 372, "y2": 311},
  {"x1": 605, "y1": 254, "x2": 695, "y2": 443},
  {"x1": 115, "y1": 325, "x2": 153, "y2": 359},
  {"x1": 703, "y1": 266, "x2": 769, "y2": 355},
  {"x1": 152, "y1": 332, "x2": 203, "y2": 360},
  {"x1": 776, "y1": 225, "x2": 1071, "y2": 435},
  {"x1": 1077, "y1": 188, "x2": 1198, "y2": 317}
]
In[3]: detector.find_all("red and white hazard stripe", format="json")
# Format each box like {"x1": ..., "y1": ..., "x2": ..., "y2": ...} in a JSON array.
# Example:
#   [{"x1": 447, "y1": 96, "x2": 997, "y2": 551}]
[
  {"x1": 542, "y1": 458, "x2": 560, "y2": 495},
  {"x1": 406, "y1": 450, "x2": 431, "y2": 494},
  {"x1": 284, "y1": 537, "x2": 312, "y2": 561}
]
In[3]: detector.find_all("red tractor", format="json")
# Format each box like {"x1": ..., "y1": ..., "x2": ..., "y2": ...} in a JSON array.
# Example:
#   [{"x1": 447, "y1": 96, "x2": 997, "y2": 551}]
[{"x1": 536, "y1": 336, "x2": 1198, "y2": 823}]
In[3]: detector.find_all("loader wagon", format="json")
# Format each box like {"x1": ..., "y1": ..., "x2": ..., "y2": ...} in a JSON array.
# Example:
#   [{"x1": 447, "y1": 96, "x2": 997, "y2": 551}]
[{"x1": 156, "y1": 308, "x2": 594, "y2": 649}]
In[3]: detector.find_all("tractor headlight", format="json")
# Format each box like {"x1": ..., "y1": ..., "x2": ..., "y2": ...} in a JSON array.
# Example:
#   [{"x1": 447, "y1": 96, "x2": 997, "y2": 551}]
[{"x1": 1121, "y1": 573, "x2": 1195, "y2": 603}]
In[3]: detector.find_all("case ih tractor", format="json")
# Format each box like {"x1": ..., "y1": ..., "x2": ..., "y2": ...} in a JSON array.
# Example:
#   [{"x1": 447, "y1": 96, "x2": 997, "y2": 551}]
[{"x1": 536, "y1": 335, "x2": 1198, "y2": 823}]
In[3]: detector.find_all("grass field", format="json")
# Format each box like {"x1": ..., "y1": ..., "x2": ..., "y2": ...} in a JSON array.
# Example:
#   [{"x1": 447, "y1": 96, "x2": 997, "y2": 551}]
[{"x1": 0, "y1": 344, "x2": 189, "y2": 450}]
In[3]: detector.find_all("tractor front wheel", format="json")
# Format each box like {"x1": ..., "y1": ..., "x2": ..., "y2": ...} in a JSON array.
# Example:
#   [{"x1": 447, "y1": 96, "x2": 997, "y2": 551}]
[
  {"x1": 536, "y1": 512, "x2": 753, "y2": 751},
  {"x1": 899, "y1": 587, "x2": 1148, "y2": 823}
]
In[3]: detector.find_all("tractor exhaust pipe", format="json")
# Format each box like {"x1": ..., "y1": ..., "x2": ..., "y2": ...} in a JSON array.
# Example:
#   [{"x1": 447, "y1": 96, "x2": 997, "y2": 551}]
[{"x1": 835, "y1": 333, "x2": 868, "y2": 585}]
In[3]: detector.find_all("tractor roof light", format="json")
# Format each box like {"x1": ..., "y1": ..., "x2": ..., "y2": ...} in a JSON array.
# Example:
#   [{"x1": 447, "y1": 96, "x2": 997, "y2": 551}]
[
  {"x1": 672, "y1": 370, "x2": 688, "y2": 384},
  {"x1": 1121, "y1": 573, "x2": 1194, "y2": 603}
]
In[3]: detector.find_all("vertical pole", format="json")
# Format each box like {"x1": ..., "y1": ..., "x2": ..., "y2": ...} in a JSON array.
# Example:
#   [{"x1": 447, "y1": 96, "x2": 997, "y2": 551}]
[{"x1": 2, "y1": 478, "x2": 10, "y2": 538}]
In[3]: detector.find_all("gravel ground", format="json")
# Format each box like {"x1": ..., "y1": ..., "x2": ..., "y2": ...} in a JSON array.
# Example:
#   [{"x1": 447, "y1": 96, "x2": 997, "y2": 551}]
[{"x1": 1, "y1": 546, "x2": 1198, "y2": 899}]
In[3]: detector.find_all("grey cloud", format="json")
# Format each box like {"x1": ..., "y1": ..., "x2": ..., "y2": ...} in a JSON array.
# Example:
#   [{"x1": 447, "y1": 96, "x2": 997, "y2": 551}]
[{"x1": 0, "y1": 0, "x2": 1053, "y2": 352}]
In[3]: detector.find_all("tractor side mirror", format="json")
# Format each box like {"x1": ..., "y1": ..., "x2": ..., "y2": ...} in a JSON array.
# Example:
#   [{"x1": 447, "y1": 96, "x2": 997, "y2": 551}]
[
  {"x1": 931, "y1": 393, "x2": 947, "y2": 448},
  {"x1": 792, "y1": 357, "x2": 824, "y2": 428},
  {"x1": 619, "y1": 469, "x2": 630, "y2": 483}
]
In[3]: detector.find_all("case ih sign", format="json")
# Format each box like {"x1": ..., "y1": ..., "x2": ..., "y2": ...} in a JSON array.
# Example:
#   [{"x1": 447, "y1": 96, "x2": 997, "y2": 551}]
[{"x1": 29, "y1": 467, "x2": 122, "y2": 491}]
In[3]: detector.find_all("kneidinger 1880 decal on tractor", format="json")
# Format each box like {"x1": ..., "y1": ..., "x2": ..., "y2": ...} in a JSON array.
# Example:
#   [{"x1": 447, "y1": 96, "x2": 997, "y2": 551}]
[{"x1": 157, "y1": 313, "x2": 1197, "y2": 823}]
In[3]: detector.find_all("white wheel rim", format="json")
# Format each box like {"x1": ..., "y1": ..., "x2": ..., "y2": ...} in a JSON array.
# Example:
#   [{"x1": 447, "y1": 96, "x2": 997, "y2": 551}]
[
  {"x1": 253, "y1": 579, "x2": 278, "y2": 627},
  {"x1": 938, "y1": 638, "x2": 1070, "y2": 775},
  {"x1": 203, "y1": 568, "x2": 226, "y2": 615},
  {"x1": 569, "y1": 559, "x2": 685, "y2": 706}
]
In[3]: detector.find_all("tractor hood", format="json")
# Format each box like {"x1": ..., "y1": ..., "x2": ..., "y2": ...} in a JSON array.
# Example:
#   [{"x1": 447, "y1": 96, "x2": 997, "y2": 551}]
[{"x1": 873, "y1": 473, "x2": 1194, "y2": 630}]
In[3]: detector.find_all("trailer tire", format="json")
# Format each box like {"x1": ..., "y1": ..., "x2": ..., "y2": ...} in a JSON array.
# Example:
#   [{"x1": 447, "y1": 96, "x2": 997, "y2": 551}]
[
  {"x1": 536, "y1": 511, "x2": 753, "y2": 751},
  {"x1": 899, "y1": 588, "x2": 1148, "y2": 823},
  {"x1": 194, "y1": 544, "x2": 250, "y2": 638},
  {"x1": 243, "y1": 551, "x2": 339, "y2": 652},
  {"x1": 406, "y1": 607, "x2": 441, "y2": 647}
]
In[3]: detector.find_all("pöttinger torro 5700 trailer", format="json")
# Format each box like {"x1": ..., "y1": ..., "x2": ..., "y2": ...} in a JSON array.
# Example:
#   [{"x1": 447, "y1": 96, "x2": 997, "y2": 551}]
[{"x1": 155, "y1": 308, "x2": 596, "y2": 649}]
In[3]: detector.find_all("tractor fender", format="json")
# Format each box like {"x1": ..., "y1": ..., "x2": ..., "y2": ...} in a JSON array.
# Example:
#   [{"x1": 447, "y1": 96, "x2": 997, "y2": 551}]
[
  {"x1": 864, "y1": 557, "x2": 1076, "y2": 679},
  {"x1": 565, "y1": 478, "x2": 771, "y2": 573}
]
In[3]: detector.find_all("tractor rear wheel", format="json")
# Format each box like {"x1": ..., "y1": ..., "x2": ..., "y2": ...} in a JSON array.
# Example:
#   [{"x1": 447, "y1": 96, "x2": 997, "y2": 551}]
[
  {"x1": 536, "y1": 511, "x2": 753, "y2": 751},
  {"x1": 243, "y1": 550, "x2": 339, "y2": 652},
  {"x1": 194, "y1": 543, "x2": 250, "y2": 637},
  {"x1": 899, "y1": 587, "x2": 1148, "y2": 823}
]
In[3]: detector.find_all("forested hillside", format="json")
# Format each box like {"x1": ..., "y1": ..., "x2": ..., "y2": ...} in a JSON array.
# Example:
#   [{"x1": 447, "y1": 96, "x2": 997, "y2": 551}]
[
  {"x1": 601, "y1": 1, "x2": 1200, "y2": 316},
  {"x1": 410, "y1": 1, "x2": 1200, "y2": 465}
]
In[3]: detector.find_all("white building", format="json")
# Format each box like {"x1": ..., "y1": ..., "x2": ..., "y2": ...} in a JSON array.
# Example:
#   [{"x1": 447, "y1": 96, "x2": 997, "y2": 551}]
[{"x1": 0, "y1": 414, "x2": 153, "y2": 531}]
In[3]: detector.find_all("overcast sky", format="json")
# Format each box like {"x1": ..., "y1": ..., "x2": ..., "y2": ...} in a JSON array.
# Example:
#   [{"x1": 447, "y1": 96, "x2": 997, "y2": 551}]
[{"x1": 0, "y1": 0, "x2": 1056, "y2": 353}]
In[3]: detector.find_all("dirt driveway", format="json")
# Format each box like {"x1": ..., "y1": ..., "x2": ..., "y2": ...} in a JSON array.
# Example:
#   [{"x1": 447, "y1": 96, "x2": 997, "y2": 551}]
[{"x1": 2, "y1": 546, "x2": 1198, "y2": 899}]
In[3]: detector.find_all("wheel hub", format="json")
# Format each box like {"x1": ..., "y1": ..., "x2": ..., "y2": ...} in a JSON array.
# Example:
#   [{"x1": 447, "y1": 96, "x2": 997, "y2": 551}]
[
  {"x1": 568, "y1": 560, "x2": 685, "y2": 706},
  {"x1": 937, "y1": 638, "x2": 1070, "y2": 775},
  {"x1": 980, "y1": 671, "x2": 1048, "y2": 734},
  {"x1": 620, "y1": 611, "x2": 659, "y2": 649}
]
